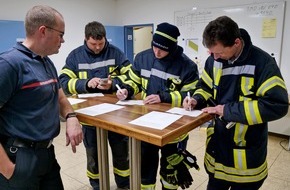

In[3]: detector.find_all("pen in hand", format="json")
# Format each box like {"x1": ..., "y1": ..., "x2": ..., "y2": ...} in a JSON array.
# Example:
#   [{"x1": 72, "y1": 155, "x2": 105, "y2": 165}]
[
  {"x1": 187, "y1": 92, "x2": 192, "y2": 111},
  {"x1": 207, "y1": 97, "x2": 236, "y2": 129},
  {"x1": 116, "y1": 84, "x2": 126, "y2": 99}
]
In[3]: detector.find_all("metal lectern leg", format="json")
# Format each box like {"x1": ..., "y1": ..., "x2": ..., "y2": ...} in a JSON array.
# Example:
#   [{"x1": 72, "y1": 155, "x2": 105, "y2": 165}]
[
  {"x1": 129, "y1": 137, "x2": 141, "y2": 190},
  {"x1": 96, "y1": 127, "x2": 109, "y2": 190}
]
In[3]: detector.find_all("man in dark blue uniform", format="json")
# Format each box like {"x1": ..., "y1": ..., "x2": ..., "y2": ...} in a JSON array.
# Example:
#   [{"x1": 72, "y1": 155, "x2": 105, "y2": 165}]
[
  {"x1": 183, "y1": 16, "x2": 288, "y2": 190},
  {"x1": 116, "y1": 22, "x2": 200, "y2": 190},
  {"x1": 59, "y1": 21, "x2": 131, "y2": 190},
  {"x1": 0, "y1": 5, "x2": 83, "y2": 190}
]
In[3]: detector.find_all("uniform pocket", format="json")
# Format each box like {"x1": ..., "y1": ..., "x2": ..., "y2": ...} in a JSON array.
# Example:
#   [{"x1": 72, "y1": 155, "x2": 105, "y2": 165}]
[{"x1": 8, "y1": 147, "x2": 38, "y2": 188}]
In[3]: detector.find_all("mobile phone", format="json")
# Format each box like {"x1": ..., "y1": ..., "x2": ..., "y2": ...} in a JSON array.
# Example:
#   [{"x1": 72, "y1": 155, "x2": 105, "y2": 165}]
[{"x1": 99, "y1": 78, "x2": 108, "y2": 85}]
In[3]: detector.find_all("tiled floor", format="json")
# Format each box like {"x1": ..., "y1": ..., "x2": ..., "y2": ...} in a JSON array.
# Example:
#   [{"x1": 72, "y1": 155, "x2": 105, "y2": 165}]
[{"x1": 54, "y1": 122, "x2": 290, "y2": 190}]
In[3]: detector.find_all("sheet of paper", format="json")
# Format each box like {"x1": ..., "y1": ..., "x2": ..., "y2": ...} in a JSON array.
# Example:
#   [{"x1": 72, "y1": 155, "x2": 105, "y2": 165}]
[
  {"x1": 129, "y1": 111, "x2": 182, "y2": 130},
  {"x1": 78, "y1": 93, "x2": 104, "y2": 98},
  {"x1": 75, "y1": 103, "x2": 124, "y2": 116},
  {"x1": 67, "y1": 98, "x2": 87, "y2": 105},
  {"x1": 116, "y1": 100, "x2": 144, "y2": 105},
  {"x1": 166, "y1": 107, "x2": 203, "y2": 117}
]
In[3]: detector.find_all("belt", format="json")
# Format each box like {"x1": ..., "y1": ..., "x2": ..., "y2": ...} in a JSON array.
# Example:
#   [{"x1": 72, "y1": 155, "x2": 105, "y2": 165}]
[{"x1": 2, "y1": 137, "x2": 53, "y2": 149}]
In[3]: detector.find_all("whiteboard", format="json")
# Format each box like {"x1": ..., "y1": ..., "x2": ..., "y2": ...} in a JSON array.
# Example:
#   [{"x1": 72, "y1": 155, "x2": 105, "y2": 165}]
[{"x1": 174, "y1": 1, "x2": 286, "y2": 71}]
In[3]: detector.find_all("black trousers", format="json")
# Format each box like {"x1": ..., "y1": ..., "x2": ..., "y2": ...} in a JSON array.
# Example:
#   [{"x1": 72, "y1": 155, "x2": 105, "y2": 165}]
[
  {"x1": 0, "y1": 144, "x2": 63, "y2": 190},
  {"x1": 82, "y1": 125, "x2": 129, "y2": 190},
  {"x1": 207, "y1": 175, "x2": 265, "y2": 190}
]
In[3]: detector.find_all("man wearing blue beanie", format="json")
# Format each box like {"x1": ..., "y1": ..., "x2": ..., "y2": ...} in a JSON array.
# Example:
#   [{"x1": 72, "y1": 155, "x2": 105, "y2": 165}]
[
  {"x1": 115, "y1": 22, "x2": 200, "y2": 189},
  {"x1": 152, "y1": 22, "x2": 180, "y2": 54}
]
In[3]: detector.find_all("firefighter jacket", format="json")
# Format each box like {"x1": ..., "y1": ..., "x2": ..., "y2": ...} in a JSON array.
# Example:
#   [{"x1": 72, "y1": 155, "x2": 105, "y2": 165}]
[
  {"x1": 59, "y1": 40, "x2": 131, "y2": 95},
  {"x1": 193, "y1": 29, "x2": 289, "y2": 183},
  {"x1": 122, "y1": 46, "x2": 199, "y2": 144},
  {"x1": 124, "y1": 46, "x2": 199, "y2": 107}
]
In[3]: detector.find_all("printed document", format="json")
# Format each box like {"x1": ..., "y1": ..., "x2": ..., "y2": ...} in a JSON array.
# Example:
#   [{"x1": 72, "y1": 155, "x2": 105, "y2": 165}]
[
  {"x1": 166, "y1": 107, "x2": 203, "y2": 117},
  {"x1": 129, "y1": 111, "x2": 182, "y2": 130},
  {"x1": 67, "y1": 98, "x2": 87, "y2": 105},
  {"x1": 116, "y1": 100, "x2": 144, "y2": 105},
  {"x1": 78, "y1": 93, "x2": 104, "y2": 98},
  {"x1": 75, "y1": 103, "x2": 124, "y2": 116}
]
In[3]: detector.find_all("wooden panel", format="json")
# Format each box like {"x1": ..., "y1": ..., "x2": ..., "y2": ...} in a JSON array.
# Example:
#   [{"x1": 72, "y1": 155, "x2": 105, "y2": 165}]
[{"x1": 72, "y1": 94, "x2": 213, "y2": 146}]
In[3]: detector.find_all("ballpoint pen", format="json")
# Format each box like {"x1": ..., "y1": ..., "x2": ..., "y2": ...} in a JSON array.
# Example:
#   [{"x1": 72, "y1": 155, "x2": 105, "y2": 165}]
[
  {"x1": 116, "y1": 84, "x2": 126, "y2": 99},
  {"x1": 187, "y1": 92, "x2": 191, "y2": 111}
]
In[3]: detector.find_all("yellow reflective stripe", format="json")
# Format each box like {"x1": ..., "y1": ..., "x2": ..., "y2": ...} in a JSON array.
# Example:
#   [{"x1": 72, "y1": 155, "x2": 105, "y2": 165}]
[
  {"x1": 170, "y1": 91, "x2": 182, "y2": 107},
  {"x1": 61, "y1": 68, "x2": 77, "y2": 78},
  {"x1": 257, "y1": 76, "x2": 287, "y2": 96},
  {"x1": 68, "y1": 78, "x2": 78, "y2": 94},
  {"x1": 205, "y1": 152, "x2": 268, "y2": 182},
  {"x1": 181, "y1": 80, "x2": 198, "y2": 92},
  {"x1": 241, "y1": 77, "x2": 254, "y2": 97},
  {"x1": 87, "y1": 170, "x2": 99, "y2": 179},
  {"x1": 194, "y1": 89, "x2": 212, "y2": 100},
  {"x1": 214, "y1": 167, "x2": 267, "y2": 183},
  {"x1": 141, "y1": 184, "x2": 156, "y2": 190},
  {"x1": 213, "y1": 61, "x2": 223, "y2": 99},
  {"x1": 123, "y1": 79, "x2": 139, "y2": 95},
  {"x1": 160, "y1": 176, "x2": 179, "y2": 189},
  {"x1": 234, "y1": 123, "x2": 248, "y2": 147},
  {"x1": 155, "y1": 31, "x2": 177, "y2": 42},
  {"x1": 140, "y1": 78, "x2": 148, "y2": 99},
  {"x1": 115, "y1": 75, "x2": 127, "y2": 83},
  {"x1": 244, "y1": 100, "x2": 263, "y2": 125},
  {"x1": 204, "y1": 152, "x2": 215, "y2": 173},
  {"x1": 127, "y1": 68, "x2": 141, "y2": 94},
  {"x1": 113, "y1": 167, "x2": 130, "y2": 177},
  {"x1": 120, "y1": 64, "x2": 132, "y2": 74},
  {"x1": 168, "y1": 133, "x2": 188, "y2": 144},
  {"x1": 200, "y1": 70, "x2": 213, "y2": 89},
  {"x1": 215, "y1": 157, "x2": 267, "y2": 176},
  {"x1": 233, "y1": 149, "x2": 247, "y2": 170},
  {"x1": 128, "y1": 68, "x2": 141, "y2": 85},
  {"x1": 206, "y1": 125, "x2": 214, "y2": 146},
  {"x1": 79, "y1": 71, "x2": 87, "y2": 79}
]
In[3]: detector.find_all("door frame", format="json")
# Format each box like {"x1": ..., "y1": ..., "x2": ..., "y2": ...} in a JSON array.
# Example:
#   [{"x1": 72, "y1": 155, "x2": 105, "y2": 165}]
[{"x1": 124, "y1": 24, "x2": 154, "y2": 63}]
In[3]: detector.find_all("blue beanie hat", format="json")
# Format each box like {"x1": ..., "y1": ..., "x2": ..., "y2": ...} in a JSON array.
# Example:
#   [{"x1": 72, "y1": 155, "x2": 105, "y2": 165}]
[{"x1": 152, "y1": 22, "x2": 180, "y2": 53}]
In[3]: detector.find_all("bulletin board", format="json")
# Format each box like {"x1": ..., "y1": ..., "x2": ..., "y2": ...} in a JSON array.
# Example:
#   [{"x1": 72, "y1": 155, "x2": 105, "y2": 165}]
[
  {"x1": 174, "y1": 1, "x2": 286, "y2": 71},
  {"x1": 0, "y1": 20, "x2": 25, "y2": 53}
]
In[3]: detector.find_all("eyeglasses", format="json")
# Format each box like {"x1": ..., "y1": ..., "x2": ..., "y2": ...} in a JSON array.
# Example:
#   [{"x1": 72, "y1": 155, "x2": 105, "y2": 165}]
[{"x1": 45, "y1": 26, "x2": 64, "y2": 39}]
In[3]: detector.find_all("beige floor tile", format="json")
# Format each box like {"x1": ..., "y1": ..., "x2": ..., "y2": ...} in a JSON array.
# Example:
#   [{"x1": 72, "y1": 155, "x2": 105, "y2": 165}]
[
  {"x1": 55, "y1": 121, "x2": 290, "y2": 190},
  {"x1": 260, "y1": 176, "x2": 290, "y2": 190},
  {"x1": 61, "y1": 172, "x2": 90, "y2": 190}
]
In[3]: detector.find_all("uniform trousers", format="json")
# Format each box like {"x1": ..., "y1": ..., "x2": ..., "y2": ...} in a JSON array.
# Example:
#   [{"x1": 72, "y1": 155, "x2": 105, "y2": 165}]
[
  {"x1": 206, "y1": 174, "x2": 266, "y2": 190},
  {"x1": 82, "y1": 125, "x2": 129, "y2": 190},
  {"x1": 0, "y1": 143, "x2": 63, "y2": 190},
  {"x1": 141, "y1": 136, "x2": 188, "y2": 190}
]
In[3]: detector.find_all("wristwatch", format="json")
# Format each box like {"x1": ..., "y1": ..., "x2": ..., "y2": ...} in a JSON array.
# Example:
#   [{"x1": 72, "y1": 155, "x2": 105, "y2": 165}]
[{"x1": 65, "y1": 112, "x2": 77, "y2": 120}]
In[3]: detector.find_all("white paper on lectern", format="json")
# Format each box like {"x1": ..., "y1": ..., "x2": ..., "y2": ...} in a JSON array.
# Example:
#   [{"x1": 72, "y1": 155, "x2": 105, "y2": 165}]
[
  {"x1": 116, "y1": 100, "x2": 144, "y2": 105},
  {"x1": 77, "y1": 93, "x2": 104, "y2": 98},
  {"x1": 75, "y1": 103, "x2": 124, "y2": 116},
  {"x1": 67, "y1": 98, "x2": 87, "y2": 105},
  {"x1": 129, "y1": 111, "x2": 182, "y2": 130},
  {"x1": 166, "y1": 107, "x2": 203, "y2": 117}
]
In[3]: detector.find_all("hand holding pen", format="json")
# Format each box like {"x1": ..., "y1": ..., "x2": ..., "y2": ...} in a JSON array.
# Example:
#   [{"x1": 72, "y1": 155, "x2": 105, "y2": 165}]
[
  {"x1": 183, "y1": 92, "x2": 197, "y2": 111},
  {"x1": 116, "y1": 84, "x2": 128, "y2": 100},
  {"x1": 187, "y1": 92, "x2": 192, "y2": 111}
]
